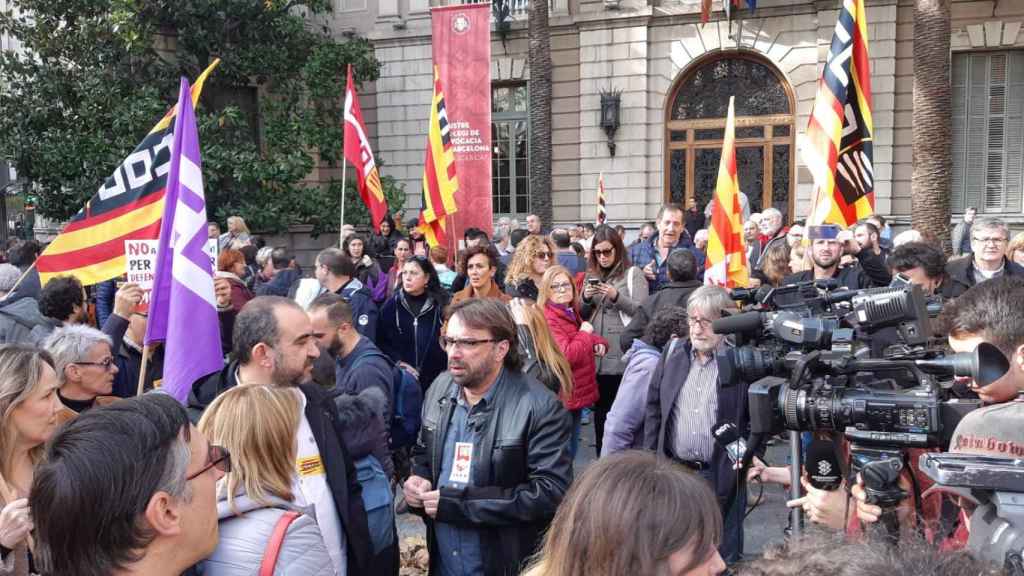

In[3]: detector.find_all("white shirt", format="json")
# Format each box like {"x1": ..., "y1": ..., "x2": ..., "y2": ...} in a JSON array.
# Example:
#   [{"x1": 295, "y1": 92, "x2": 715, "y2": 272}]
[{"x1": 292, "y1": 390, "x2": 347, "y2": 575}]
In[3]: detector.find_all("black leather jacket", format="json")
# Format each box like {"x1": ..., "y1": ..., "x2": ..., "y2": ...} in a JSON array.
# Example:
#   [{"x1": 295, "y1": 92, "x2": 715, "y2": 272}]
[{"x1": 412, "y1": 368, "x2": 572, "y2": 576}]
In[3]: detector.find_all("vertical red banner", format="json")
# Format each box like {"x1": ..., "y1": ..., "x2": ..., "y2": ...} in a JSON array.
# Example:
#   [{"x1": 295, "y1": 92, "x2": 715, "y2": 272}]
[{"x1": 431, "y1": 5, "x2": 493, "y2": 242}]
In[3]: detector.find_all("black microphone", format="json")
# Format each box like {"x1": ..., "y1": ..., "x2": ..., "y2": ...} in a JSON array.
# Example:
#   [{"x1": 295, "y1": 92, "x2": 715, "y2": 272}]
[
  {"x1": 805, "y1": 439, "x2": 842, "y2": 491},
  {"x1": 711, "y1": 311, "x2": 763, "y2": 335},
  {"x1": 711, "y1": 421, "x2": 747, "y2": 465}
]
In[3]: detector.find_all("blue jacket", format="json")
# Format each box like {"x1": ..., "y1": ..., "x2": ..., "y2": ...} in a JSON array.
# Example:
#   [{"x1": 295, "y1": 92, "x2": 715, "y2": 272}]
[
  {"x1": 377, "y1": 290, "x2": 447, "y2": 391},
  {"x1": 254, "y1": 268, "x2": 301, "y2": 298},
  {"x1": 95, "y1": 279, "x2": 117, "y2": 329},
  {"x1": 335, "y1": 337, "x2": 393, "y2": 419},
  {"x1": 336, "y1": 279, "x2": 379, "y2": 342},
  {"x1": 601, "y1": 339, "x2": 661, "y2": 456},
  {"x1": 627, "y1": 234, "x2": 694, "y2": 293}
]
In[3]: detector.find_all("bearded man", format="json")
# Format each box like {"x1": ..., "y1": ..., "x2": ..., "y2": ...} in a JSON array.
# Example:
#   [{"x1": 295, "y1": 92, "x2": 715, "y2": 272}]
[{"x1": 402, "y1": 298, "x2": 571, "y2": 576}]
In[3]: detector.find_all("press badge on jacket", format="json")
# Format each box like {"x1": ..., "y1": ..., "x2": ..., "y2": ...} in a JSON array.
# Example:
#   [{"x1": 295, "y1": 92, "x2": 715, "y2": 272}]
[{"x1": 450, "y1": 442, "x2": 473, "y2": 484}]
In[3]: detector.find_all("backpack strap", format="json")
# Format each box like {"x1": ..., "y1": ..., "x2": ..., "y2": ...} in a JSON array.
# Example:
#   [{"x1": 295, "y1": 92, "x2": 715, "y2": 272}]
[{"x1": 259, "y1": 510, "x2": 302, "y2": 576}]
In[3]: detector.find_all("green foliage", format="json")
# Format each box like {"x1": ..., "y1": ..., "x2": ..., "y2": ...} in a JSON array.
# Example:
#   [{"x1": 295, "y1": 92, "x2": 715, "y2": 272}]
[{"x1": 0, "y1": 0, "x2": 383, "y2": 234}]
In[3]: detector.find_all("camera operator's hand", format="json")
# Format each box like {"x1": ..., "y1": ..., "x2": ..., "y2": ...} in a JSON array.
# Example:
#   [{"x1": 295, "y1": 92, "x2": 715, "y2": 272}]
[
  {"x1": 850, "y1": 472, "x2": 914, "y2": 526},
  {"x1": 786, "y1": 475, "x2": 849, "y2": 530},
  {"x1": 742, "y1": 457, "x2": 791, "y2": 487}
]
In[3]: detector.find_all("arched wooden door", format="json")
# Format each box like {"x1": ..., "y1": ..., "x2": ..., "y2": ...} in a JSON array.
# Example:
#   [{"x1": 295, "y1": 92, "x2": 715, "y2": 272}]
[{"x1": 665, "y1": 51, "x2": 796, "y2": 221}]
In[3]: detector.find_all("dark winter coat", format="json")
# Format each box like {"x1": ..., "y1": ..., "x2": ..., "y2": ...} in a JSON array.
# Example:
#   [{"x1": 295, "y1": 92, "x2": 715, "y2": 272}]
[
  {"x1": 255, "y1": 268, "x2": 302, "y2": 297},
  {"x1": 412, "y1": 369, "x2": 572, "y2": 576},
  {"x1": 377, "y1": 290, "x2": 448, "y2": 390},
  {"x1": 941, "y1": 255, "x2": 1024, "y2": 299},
  {"x1": 619, "y1": 279, "x2": 703, "y2": 352}
]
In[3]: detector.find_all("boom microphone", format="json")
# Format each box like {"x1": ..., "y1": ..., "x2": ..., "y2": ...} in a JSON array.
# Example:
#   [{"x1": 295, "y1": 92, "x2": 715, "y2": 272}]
[{"x1": 805, "y1": 439, "x2": 843, "y2": 491}]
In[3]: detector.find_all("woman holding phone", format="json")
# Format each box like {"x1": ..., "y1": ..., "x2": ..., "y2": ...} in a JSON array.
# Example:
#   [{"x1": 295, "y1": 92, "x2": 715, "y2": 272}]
[{"x1": 580, "y1": 225, "x2": 648, "y2": 456}]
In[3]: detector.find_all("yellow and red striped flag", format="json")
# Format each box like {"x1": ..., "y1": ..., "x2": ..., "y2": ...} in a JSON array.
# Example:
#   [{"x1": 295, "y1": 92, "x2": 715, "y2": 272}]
[
  {"x1": 596, "y1": 172, "x2": 607, "y2": 225},
  {"x1": 344, "y1": 64, "x2": 389, "y2": 231},
  {"x1": 705, "y1": 97, "x2": 749, "y2": 288},
  {"x1": 802, "y1": 0, "x2": 875, "y2": 229},
  {"x1": 36, "y1": 60, "x2": 220, "y2": 286},
  {"x1": 418, "y1": 65, "x2": 459, "y2": 248}
]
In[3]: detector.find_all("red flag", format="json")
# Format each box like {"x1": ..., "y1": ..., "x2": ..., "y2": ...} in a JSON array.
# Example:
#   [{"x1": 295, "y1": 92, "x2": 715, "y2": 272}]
[
  {"x1": 701, "y1": 0, "x2": 712, "y2": 23},
  {"x1": 597, "y1": 173, "x2": 607, "y2": 225},
  {"x1": 343, "y1": 64, "x2": 389, "y2": 231}
]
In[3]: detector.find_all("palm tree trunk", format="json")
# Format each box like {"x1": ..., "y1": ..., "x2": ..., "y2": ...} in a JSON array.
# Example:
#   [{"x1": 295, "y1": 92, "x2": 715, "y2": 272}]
[
  {"x1": 911, "y1": 0, "x2": 952, "y2": 251},
  {"x1": 528, "y1": 0, "x2": 552, "y2": 224}
]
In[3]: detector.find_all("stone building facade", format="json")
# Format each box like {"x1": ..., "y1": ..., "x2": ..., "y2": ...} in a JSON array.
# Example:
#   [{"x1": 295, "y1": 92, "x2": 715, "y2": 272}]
[{"x1": 319, "y1": 0, "x2": 1024, "y2": 231}]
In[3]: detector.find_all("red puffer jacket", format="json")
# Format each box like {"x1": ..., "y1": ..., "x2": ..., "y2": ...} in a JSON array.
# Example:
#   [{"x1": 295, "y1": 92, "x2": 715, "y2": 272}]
[{"x1": 543, "y1": 302, "x2": 607, "y2": 411}]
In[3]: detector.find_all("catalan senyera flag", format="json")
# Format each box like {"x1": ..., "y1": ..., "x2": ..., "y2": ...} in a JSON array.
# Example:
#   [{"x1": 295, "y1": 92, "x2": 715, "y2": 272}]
[
  {"x1": 802, "y1": 0, "x2": 875, "y2": 229},
  {"x1": 418, "y1": 65, "x2": 459, "y2": 248},
  {"x1": 596, "y1": 173, "x2": 607, "y2": 225},
  {"x1": 343, "y1": 64, "x2": 388, "y2": 231},
  {"x1": 36, "y1": 60, "x2": 220, "y2": 286},
  {"x1": 705, "y1": 97, "x2": 749, "y2": 289}
]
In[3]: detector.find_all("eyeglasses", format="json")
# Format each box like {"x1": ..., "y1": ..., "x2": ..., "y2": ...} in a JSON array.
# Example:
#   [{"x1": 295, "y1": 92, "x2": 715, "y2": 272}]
[
  {"x1": 593, "y1": 247, "x2": 615, "y2": 257},
  {"x1": 535, "y1": 251, "x2": 553, "y2": 260},
  {"x1": 973, "y1": 236, "x2": 1007, "y2": 245},
  {"x1": 443, "y1": 337, "x2": 498, "y2": 351},
  {"x1": 687, "y1": 317, "x2": 714, "y2": 330},
  {"x1": 186, "y1": 445, "x2": 231, "y2": 481},
  {"x1": 73, "y1": 357, "x2": 116, "y2": 371},
  {"x1": 550, "y1": 282, "x2": 573, "y2": 293}
]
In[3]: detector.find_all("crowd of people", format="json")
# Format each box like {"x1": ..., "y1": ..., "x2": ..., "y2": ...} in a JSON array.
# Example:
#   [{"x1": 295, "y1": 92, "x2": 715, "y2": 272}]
[{"x1": 0, "y1": 203, "x2": 1020, "y2": 576}]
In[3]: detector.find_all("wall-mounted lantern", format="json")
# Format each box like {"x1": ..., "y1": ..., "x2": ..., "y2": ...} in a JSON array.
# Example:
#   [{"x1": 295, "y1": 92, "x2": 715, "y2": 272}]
[{"x1": 600, "y1": 87, "x2": 622, "y2": 157}]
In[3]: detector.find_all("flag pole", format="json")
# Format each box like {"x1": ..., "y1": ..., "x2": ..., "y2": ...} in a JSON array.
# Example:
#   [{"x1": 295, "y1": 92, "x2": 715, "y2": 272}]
[
  {"x1": 340, "y1": 64, "x2": 351, "y2": 248},
  {"x1": 136, "y1": 345, "x2": 150, "y2": 396}
]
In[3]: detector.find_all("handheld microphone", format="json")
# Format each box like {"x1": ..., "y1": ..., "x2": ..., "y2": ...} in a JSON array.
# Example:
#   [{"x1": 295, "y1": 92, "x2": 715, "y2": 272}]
[
  {"x1": 805, "y1": 439, "x2": 843, "y2": 491},
  {"x1": 711, "y1": 421, "x2": 748, "y2": 465}
]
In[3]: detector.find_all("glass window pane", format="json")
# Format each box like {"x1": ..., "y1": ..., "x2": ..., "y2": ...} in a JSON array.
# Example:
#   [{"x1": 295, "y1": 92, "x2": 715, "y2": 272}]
[
  {"x1": 695, "y1": 128, "x2": 724, "y2": 141},
  {"x1": 511, "y1": 85, "x2": 528, "y2": 112},
  {"x1": 736, "y1": 126, "x2": 764, "y2": 139},
  {"x1": 671, "y1": 56, "x2": 791, "y2": 120},
  {"x1": 773, "y1": 125, "x2": 790, "y2": 137},
  {"x1": 772, "y1": 145, "x2": 791, "y2": 221},
  {"x1": 693, "y1": 148, "x2": 721, "y2": 212},
  {"x1": 670, "y1": 130, "x2": 687, "y2": 142},
  {"x1": 670, "y1": 150, "x2": 686, "y2": 205},
  {"x1": 735, "y1": 146, "x2": 764, "y2": 213}
]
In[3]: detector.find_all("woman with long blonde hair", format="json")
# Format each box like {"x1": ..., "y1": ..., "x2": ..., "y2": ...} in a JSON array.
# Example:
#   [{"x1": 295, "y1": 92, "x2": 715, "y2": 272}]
[
  {"x1": 505, "y1": 234, "x2": 557, "y2": 300},
  {"x1": 509, "y1": 298, "x2": 574, "y2": 399},
  {"x1": 523, "y1": 451, "x2": 726, "y2": 576},
  {"x1": 197, "y1": 385, "x2": 334, "y2": 575},
  {"x1": 538, "y1": 265, "x2": 608, "y2": 459},
  {"x1": 0, "y1": 345, "x2": 62, "y2": 576}
]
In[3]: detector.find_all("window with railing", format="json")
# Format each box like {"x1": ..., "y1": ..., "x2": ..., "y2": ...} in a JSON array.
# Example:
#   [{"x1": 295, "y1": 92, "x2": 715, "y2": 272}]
[{"x1": 952, "y1": 51, "x2": 1024, "y2": 214}]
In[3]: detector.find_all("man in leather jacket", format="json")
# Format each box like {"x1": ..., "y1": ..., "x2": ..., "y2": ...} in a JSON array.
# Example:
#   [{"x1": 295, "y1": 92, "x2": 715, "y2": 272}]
[{"x1": 403, "y1": 299, "x2": 571, "y2": 576}]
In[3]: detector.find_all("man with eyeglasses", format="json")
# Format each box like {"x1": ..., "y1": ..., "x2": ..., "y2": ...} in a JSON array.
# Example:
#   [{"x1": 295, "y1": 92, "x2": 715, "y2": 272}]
[
  {"x1": 644, "y1": 285, "x2": 750, "y2": 565},
  {"x1": 403, "y1": 298, "x2": 571, "y2": 576},
  {"x1": 31, "y1": 393, "x2": 228, "y2": 576},
  {"x1": 943, "y1": 217, "x2": 1024, "y2": 298}
]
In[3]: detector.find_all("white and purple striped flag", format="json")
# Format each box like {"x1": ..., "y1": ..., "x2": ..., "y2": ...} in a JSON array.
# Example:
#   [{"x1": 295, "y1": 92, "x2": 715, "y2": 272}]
[{"x1": 144, "y1": 78, "x2": 223, "y2": 403}]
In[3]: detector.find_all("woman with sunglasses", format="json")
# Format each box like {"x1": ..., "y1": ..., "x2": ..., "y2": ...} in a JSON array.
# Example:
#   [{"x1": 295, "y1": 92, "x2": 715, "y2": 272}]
[
  {"x1": 539, "y1": 265, "x2": 608, "y2": 459},
  {"x1": 580, "y1": 225, "x2": 649, "y2": 456},
  {"x1": 505, "y1": 234, "x2": 557, "y2": 301},
  {"x1": 0, "y1": 345, "x2": 61, "y2": 576},
  {"x1": 197, "y1": 385, "x2": 334, "y2": 575},
  {"x1": 378, "y1": 255, "x2": 449, "y2": 390}
]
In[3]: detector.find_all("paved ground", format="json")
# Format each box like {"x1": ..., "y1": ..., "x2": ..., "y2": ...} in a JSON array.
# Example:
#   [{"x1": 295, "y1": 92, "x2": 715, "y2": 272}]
[{"x1": 397, "y1": 418, "x2": 794, "y2": 560}]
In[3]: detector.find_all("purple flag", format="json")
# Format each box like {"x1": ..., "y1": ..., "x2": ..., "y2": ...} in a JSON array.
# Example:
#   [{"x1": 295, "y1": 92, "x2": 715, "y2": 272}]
[{"x1": 145, "y1": 77, "x2": 223, "y2": 403}]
